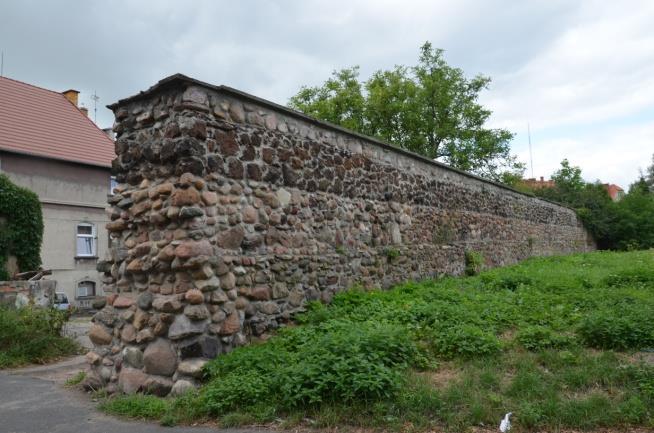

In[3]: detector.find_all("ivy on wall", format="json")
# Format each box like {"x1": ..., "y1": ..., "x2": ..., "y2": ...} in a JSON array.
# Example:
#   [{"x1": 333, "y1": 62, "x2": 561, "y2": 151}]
[{"x1": 0, "y1": 174, "x2": 43, "y2": 279}]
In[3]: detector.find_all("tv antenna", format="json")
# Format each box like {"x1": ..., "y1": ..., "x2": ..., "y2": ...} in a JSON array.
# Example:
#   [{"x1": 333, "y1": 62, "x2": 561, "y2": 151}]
[
  {"x1": 90, "y1": 91, "x2": 100, "y2": 123},
  {"x1": 1, "y1": 51, "x2": 4, "y2": 77},
  {"x1": 528, "y1": 122, "x2": 534, "y2": 179}
]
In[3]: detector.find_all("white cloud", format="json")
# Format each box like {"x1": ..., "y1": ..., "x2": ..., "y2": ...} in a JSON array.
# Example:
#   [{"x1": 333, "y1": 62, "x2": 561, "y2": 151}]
[
  {"x1": 516, "y1": 120, "x2": 654, "y2": 187},
  {"x1": 484, "y1": 0, "x2": 654, "y2": 130}
]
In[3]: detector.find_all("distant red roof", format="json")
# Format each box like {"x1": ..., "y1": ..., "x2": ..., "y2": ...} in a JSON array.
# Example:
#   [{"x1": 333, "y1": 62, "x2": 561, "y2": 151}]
[
  {"x1": 603, "y1": 183, "x2": 625, "y2": 202},
  {"x1": 0, "y1": 76, "x2": 114, "y2": 168}
]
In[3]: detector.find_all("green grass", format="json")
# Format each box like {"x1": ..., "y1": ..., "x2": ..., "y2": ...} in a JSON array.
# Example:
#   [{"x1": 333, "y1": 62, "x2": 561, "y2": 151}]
[
  {"x1": 0, "y1": 306, "x2": 79, "y2": 368},
  {"x1": 65, "y1": 370, "x2": 87, "y2": 387},
  {"x1": 101, "y1": 250, "x2": 654, "y2": 431}
]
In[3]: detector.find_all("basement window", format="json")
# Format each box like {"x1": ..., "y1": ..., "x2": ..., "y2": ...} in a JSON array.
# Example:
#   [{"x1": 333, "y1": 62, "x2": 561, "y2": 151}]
[
  {"x1": 76, "y1": 223, "x2": 97, "y2": 257},
  {"x1": 77, "y1": 280, "x2": 96, "y2": 299}
]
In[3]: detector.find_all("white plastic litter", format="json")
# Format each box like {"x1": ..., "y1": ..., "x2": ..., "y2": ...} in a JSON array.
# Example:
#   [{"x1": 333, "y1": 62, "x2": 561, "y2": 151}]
[{"x1": 499, "y1": 412, "x2": 512, "y2": 432}]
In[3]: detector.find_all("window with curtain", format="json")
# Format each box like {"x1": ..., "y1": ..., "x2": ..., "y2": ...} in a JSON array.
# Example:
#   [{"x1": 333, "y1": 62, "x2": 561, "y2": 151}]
[{"x1": 76, "y1": 223, "x2": 96, "y2": 257}]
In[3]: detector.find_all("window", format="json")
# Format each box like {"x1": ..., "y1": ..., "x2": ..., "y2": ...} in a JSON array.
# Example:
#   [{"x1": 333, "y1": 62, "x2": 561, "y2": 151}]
[
  {"x1": 76, "y1": 223, "x2": 97, "y2": 257},
  {"x1": 77, "y1": 281, "x2": 96, "y2": 298}
]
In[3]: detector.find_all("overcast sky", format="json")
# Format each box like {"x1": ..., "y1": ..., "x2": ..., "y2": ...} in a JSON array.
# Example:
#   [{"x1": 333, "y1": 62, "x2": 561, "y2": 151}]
[{"x1": 1, "y1": 0, "x2": 652, "y2": 187}]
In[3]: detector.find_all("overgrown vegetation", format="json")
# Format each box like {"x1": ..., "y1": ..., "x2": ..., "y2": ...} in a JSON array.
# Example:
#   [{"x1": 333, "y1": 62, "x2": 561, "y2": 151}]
[
  {"x1": 102, "y1": 250, "x2": 654, "y2": 431},
  {"x1": 464, "y1": 250, "x2": 484, "y2": 276},
  {"x1": 0, "y1": 174, "x2": 43, "y2": 279},
  {"x1": 0, "y1": 306, "x2": 78, "y2": 368},
  {"x1": 528, "y1": 158, "x2": 654, "y2": 251}
]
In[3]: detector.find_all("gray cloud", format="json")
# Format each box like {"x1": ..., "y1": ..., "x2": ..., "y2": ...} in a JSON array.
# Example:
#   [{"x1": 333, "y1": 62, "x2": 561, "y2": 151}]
[{"x1": 1, "y1": 0, "x2": 651, "y2": 186}]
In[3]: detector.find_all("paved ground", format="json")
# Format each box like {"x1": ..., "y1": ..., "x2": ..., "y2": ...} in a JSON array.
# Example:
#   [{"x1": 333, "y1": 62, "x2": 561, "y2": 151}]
[
  {"x1": 0, "y1": 358, "x2": 265, "y2": 433},
  {"x1": 61, "y1": 315, "x2": 93, "y2": 350}
]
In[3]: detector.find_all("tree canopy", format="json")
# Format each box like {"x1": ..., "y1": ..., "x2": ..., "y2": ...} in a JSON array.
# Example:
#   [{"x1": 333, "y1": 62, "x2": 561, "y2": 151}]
[
  {"x1": 289, "y1": 42, "x2": 522, "y2": 181},
  {"x1": 644, "y1": 153, "x2": 654, "y2": 192},
  {"x1": 530, "y1": 160, "x2": 654, "y2": 251}
]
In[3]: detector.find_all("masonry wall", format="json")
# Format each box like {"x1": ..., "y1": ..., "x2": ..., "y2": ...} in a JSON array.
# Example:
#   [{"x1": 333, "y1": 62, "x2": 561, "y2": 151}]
[
  {"x1": 87, "y1": 76, "x2": 594, "y2": 396},
  {"x1": 0, "y1": 280, "x2": 55, "y2": 309}
]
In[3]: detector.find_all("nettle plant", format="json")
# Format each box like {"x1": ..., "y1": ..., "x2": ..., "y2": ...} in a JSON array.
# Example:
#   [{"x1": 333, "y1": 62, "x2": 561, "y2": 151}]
[{"x1": 0, "y1": 174, "x2": 43, "y2": 279}]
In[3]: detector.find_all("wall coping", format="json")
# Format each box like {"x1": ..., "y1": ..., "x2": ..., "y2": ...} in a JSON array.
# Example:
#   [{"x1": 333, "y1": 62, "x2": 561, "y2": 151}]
[{"x1": 108, "y1": 73, "x2": 572, "y2": 211}]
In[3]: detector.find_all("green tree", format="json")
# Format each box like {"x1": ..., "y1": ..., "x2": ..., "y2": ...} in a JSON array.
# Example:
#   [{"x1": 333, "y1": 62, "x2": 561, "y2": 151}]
[
  {"x1": 644, "y1": 153, "x2": 654, "y2": 192},
  {"x1": 289, "y1": 42, "x2": 520, "y2": 181},
  {"x1": 610, "y1": 183, "x2": 654, "y2": 249},
  {"x1": 533, "y1": 160, "x2": 654, "y2": 250},
  {"x1": 551, "y1": 159, "x2": 584, "y2": 192},
  {"x1": 534, "y1": 160, "x2": 616, "y2": 249},
  {"x1": 629, "y1": 176, "x2": 650, "y2": 195},
  {"x1": 289, "y1": 67, "x2": 365, "y2": 132}
]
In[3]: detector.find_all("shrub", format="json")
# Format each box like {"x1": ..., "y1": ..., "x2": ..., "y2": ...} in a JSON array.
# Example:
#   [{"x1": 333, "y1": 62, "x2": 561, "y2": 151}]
[
  {"x1": 577, "y1": 307, "x2": 654, "y2": 350},
  {"x1": 0, "y1": 306, "x2": 77, "y2": 368},
  {"x1": 630, "y1": 365, "x2": 654, "y2": 401},
  {"x1": 602, "y1": 269, "x2": 654, "y2": 287},
  {"x1": 517, "y1": 326, "x2": 575, "y2": 351},
  {"x1": 464, "y1": 250, "x2": 484, "y2": 276},
  {"x1": 430, "y1": 325, "x2": 501, "y2": 359},
  {"x1": 202, "y1": 321, "x2": 422, "y2": 414},
  {"x1": 384, "y1": 247, "x2": 401, "y2": 261},
  {"x1": 0, "y1": 174, "x2": 43, "y2": 279}
]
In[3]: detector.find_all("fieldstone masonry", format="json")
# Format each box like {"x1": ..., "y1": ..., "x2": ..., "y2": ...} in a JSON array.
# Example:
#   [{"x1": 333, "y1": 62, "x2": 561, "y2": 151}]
[{"x1": 86, "y1": 74, "x2": 594, "y2": 395}]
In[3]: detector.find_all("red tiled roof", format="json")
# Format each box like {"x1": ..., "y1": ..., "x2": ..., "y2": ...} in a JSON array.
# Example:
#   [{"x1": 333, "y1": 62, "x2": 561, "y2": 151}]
[
  {"x1": 604, "y1": 183, "x2": 624, "y2": 200},
  {"x1": 0, "y1": 76, "x2": 114, "y2": 168}
]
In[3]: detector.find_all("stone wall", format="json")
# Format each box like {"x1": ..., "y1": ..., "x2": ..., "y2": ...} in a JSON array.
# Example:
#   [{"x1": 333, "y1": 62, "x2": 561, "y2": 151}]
[
  {"x1": 0, "y1": 279, "x2": 56, "y2": 309},
  {"x1": 87, "y1": 74, "x2": 594, "y2": 395}
]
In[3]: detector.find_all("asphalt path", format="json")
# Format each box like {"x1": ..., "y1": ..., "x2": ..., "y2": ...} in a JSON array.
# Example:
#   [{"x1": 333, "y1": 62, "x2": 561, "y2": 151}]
[{"x1": 0, "y1": 364, "x2": 265, "y2": 433}]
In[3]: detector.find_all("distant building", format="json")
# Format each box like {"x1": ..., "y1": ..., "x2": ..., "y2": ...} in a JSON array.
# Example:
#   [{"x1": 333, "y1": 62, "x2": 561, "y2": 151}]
[
  {"x1": 603, "y1": 183, "x2": 625, "y2": 202},
  {"x1": 521, "y1": 176, "x2": 555, "y2": 190},
  {"x1": 0, "y1": 76, "x2": 115, "y2": 308}
]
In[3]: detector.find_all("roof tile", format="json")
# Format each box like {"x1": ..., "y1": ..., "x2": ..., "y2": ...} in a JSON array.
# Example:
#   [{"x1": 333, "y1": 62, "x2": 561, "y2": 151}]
[{"x1": 0, "y1": 76, "x2": 114, "y2": 167}]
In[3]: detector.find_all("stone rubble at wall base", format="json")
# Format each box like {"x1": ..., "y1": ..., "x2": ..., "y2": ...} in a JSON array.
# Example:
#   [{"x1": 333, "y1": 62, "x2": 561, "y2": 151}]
[{"x1": 86, "y1": 75, "x2": 594, "y2": 396}]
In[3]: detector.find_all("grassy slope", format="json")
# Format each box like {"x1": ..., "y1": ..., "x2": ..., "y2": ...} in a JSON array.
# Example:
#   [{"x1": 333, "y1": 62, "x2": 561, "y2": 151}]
[{"x1": 101, "y1": 250, "x2": 654, "y2": 432}]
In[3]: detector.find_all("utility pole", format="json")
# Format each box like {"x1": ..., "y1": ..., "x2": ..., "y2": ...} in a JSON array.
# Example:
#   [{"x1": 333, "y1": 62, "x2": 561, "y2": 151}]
[
  {"x1": 91, "y1": 91, "x2": 100, "y2": 123},
  {"x1": 528, "y1": 122, "x2": 534, "y2": 179}
]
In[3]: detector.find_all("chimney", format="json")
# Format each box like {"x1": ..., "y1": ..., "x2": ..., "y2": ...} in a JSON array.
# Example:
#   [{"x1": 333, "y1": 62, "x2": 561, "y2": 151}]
[
  {"x1": 540, "y1": 176, "x2": 544, "y2": 182},
  {"x1": 80, "y1": 106, "x2": 89, "y2": 116},
  {"x1": 62, "y1": 89, "x2": 79, "y2": 106}
]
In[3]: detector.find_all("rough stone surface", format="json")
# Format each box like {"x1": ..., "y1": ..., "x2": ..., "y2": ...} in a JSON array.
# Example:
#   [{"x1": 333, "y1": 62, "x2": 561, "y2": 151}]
[
  {"x1": 176, "y1": 358, "x2": 208, "y2": 378},
  {"x1": 143, "y1": 339, "x2": 177, "y2": 376},
  {"x1": 168, "y1": 314, "x2": 208, "y2": 340},
  {"x1": 170, "y1": 379, "x2": 195, "y2": 397},
  {"x1": 88, "y1": 324, "x2": 113, "y2": 346},
  {"x1": 184, "y1": 289, "x2": 204, "y2": 304},
  {"x1": 152, "y1": 296, "x2": 182, "y2": 313},
  {"x1": 118, "y1": 368, "x2": 148, "y2": 394},
  {"x1": 90, "y1": 75, "x2": 595, "y2": 395},
  {"x1": 143, "y1": 375, "x2": 174, "y2": 397},
  {"x1": 123, "y1": 346, "x2": 144, "y2": 369}
]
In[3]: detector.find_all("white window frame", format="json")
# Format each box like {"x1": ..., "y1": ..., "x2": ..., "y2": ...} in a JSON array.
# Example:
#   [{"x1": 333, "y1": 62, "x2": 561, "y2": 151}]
[
  {"x1": 76, "y1": 223, "x2": 97, "y2": 257},
  {"x1": 76, "y1": 280, "x2": 96, "y2": 299}
]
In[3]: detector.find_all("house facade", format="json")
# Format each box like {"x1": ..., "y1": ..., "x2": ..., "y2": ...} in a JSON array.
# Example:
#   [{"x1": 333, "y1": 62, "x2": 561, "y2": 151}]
[
  {"x1": 604, "y1": 183, "x2": 625, "y2": 202},
  {"x1": 0, "y1": 76, "x2": 115, "y2": 308}
]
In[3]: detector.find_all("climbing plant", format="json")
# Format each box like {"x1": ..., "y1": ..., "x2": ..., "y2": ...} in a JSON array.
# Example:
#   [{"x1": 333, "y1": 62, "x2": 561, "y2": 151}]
[{"x1": 0, "y1": 174, "x2": 43, "y2": 279}]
